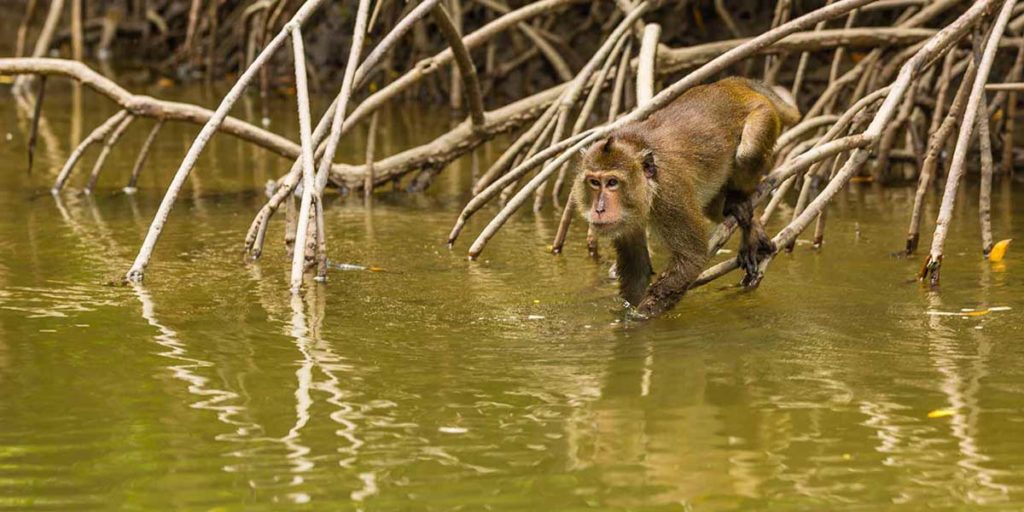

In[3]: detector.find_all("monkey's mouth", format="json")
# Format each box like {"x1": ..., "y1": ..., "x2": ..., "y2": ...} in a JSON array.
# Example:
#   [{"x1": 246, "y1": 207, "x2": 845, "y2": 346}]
[{"x1": 590, "y1": 220, "x2": 621, "y2": 232}]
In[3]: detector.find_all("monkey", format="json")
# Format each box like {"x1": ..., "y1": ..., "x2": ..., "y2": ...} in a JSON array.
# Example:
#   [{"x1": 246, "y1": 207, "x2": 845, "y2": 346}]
[{"x1": 573, "y1": 77, "x2": 800, "y2": 319}]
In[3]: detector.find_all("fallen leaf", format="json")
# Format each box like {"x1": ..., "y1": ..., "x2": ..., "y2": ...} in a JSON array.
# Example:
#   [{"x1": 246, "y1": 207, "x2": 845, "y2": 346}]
[
  {"x1": 924, "y1": 306, "x2": 1012, "y2": 317},
  {"x1": 989, "y1": 239, "x2": 1012, "y2": 262},
  {"x1": 928, "y1": 408, "x2": 955, "y2": 419}
]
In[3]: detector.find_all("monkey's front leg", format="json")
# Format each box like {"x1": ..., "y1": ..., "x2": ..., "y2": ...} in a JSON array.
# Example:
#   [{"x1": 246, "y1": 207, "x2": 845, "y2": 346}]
[
  {"x1": 633, "y1": 245, "x2": 708, "y2": 319},
  {"x1": 613, "y1": 230, "x2": 653, "y2": 307}
]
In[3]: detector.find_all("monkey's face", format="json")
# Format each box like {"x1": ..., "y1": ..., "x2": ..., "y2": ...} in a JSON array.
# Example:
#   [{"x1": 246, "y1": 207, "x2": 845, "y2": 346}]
[
  {"x1": 575, "y1": 136, "x2": 655, "y2": 238},
  {"x1": 582, "y1": 171, "x2": 629, "y2": 233}
]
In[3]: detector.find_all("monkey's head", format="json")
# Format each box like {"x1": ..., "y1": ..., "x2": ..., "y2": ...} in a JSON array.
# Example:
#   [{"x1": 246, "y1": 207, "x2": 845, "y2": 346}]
[{"x1": 574, "y1": 135, "x2": 656, "y2": 237}]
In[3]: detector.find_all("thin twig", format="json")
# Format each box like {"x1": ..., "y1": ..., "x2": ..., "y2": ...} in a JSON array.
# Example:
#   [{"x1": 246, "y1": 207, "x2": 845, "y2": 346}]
[
  {"x1": 84, "y1": 113, "x2": 135, "y2": 194},
  {"x1": 978, "y1": 95, "x2": 996, "y2": 256},
  {"x1": 13, "y1": 0, "x2": 64, "y2": 93},
  {"x1": 27, "y1": 76, "x2": 47, "y2": 174},
  {"x1": 52, "y1": 110, "x2": 129, "y2": 193},
  {"x1": 364, "y1": 111, "x2": 380, "y2": 202},
  {"x1": 432, "y1": 4, "x2": 486, "y2": 127},
  {"x1": 125, "y1": 119, "x2": 166, "y2": 193}
]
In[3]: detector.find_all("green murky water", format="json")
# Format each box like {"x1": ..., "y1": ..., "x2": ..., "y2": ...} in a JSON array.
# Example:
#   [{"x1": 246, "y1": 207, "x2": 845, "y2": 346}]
[{"x1": 2, "y1": 83, "x2": 1024, "y2": 510}]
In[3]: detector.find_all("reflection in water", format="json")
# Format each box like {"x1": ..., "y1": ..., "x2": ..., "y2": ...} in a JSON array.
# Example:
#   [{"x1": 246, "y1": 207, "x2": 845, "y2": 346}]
[
  {"x1": 71, "y1": 83, "x2": 82, "y2": 148},
  {"x1": 287, "y1": 289, "x2": 378, "y2": 501},
  {"x1": 926, "y1": 291, "x2": 1010, "y2": 504},
  {"x1": 131, "y1": 279, "x2": 362, "y2": 505},
  {"x1": 56, "y1": 184, "x2": 322, "y2": 503},
  {"x1": 13, "y1": 88, "x2": 63, "y2": 176},
  {"x1": 134, "y1": 283, "x2": 261, "y2": 443}
]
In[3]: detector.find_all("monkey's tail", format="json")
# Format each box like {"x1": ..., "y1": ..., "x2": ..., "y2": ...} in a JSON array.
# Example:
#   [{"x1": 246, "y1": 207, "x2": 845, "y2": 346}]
[{"x1": 767, "y1": 86, "x2": 802, "y2": 127}]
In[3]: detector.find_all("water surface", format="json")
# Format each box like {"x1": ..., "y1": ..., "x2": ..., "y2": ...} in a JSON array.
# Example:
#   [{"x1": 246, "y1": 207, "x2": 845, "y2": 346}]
[{"x1": 1, "y1": 84, "x2": 1023, "y2": 510}]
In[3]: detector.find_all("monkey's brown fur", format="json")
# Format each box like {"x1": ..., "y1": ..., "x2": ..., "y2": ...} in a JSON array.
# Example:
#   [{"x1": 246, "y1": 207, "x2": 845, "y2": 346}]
[{"x1": 574, "y1": 77, "x2": 800, "y2": 319}]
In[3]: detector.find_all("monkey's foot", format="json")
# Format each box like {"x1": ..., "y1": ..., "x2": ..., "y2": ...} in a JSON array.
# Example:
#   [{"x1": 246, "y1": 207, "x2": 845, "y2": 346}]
[{"x1": 738, "y1": 236, "x2": 775, "y2": 289}]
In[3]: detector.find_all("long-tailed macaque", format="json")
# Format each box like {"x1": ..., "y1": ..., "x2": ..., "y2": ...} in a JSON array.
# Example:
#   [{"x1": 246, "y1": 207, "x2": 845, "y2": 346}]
[{"x1": 574, "y1": 77, "x2": 800, "y2": 319}]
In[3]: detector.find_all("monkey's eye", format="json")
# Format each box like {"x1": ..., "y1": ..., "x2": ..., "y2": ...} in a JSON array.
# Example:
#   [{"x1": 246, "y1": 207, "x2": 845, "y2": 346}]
[
  {"x1": 588, "y1": 178, "x2": 601, "y2": 189},
  {"x1": 606, "y1": 178, "x2": 619, "y2": 189}
]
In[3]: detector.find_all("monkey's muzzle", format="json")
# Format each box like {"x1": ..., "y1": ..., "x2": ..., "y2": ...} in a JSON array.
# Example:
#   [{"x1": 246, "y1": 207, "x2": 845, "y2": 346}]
[{"x1": 589, "y1": 219, "x2": 623, "y2": 235}]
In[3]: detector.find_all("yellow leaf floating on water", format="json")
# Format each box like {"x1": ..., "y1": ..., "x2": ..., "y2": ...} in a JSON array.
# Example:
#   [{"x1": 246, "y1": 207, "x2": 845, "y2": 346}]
[
  {"x1": 926, "y1": 306, "x2": 1011, "y2": 317},
  {"x1": 989, "y1": 239, "x2": 1012, "y2": 262},
  {"x1": 928, "y1": 409, "x2": 955, "y2": 419}
]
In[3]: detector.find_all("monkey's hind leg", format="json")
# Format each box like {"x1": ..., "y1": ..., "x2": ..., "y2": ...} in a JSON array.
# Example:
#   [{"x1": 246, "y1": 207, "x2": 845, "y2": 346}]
[
  {"x1": 724, "y1": 192, "x2": 775, "y2": 289},
  {"x1": 728, "y1": 104, "x2": 781, "y2": 289},
  {"x1": 734, "y1": 105, "x2": 780, "y2": 188}
]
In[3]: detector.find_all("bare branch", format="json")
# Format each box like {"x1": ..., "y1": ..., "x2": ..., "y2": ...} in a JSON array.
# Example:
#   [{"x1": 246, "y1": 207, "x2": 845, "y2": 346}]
[{"x1": 432, "y1": 4, "x2": 486, "y2": 127}]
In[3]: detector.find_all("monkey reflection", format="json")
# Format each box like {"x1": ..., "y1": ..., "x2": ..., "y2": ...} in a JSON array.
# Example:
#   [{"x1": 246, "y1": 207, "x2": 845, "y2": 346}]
[{"x1": 575, "y1": 77, "x2": 800, "y2": 318}]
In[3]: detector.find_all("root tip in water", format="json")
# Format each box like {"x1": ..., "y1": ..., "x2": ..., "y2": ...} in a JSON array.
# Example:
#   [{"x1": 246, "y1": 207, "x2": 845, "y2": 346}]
[
  {"x1": 125, "y1": 269, "x2": 145, "y2": 284},
  {"x1": 918, "y1": 255, "x2": 942, "y2": 287},
  {"x1": 905, "y1": 234, "x2": 919, "y2": 255}
]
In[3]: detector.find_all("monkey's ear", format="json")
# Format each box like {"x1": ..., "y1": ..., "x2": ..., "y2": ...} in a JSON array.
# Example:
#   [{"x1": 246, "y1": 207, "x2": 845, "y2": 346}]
[{"x1": 641, "y1": 149, "x2": 657, "y2": 179}]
